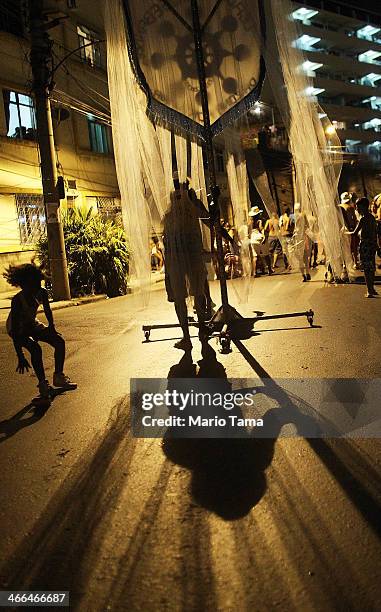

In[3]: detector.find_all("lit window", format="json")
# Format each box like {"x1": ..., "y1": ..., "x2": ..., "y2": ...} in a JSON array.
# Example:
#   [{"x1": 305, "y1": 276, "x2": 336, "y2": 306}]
[
  {"x1": 66, "y1": 195, "x2": 77, "y2": 209},
  {"x1": 294, "y1": 35, "x2": 321, "y2": 50},
  {"x1": 358, "y1": 50, "x2": 381, "y2": 64},
  {"x1": 362, "y1": 118, "x2": 381, "y2": 131},
  {"x1": 292, "y1": 8, "x2": 318, "y2": 21},
  {"x1": 361, "y1": 72, "x2": 381, "y2": 86},
  {"x1": 77, "y1": 25, "x2": 101, "y2": 67},
  {"x1": 3, "y1": 90, "x2": 36, "y2": 139},
  {"x1": 15, "y1": 194, "x2": 45, "y2": 245},
  {"x1": 362, "y1": 96, "x2": 381, "y2": 110},
  {"x1": 302, "y1": 60, "x2": 323, "y2": 76},
  {"x1": 88, "y1": 116, "x2": 110, "y2": 154},
  {"x1": 95, "y1": 196, "x2": 122, "y2": 224},
  {"x1": 306, "y1": 86, "x2": 325, "y2": 96},
  {"x1": 357, "y1": 25, "x2": 380, "y2": 40}
]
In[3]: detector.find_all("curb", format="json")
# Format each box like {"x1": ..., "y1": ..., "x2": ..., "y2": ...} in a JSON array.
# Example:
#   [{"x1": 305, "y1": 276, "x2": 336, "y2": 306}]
[
  {"x1": 0, "y1": 293, "x2": 108, "y2": 314},
  {"x1": 50, "y1": 294, "x2": 108, "y2": 311}
]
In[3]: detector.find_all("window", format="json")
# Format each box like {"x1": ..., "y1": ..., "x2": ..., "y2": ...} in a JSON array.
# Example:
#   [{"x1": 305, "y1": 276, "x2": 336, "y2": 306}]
[
  {"x1": 291, "y1": 8, "x2": 318, "y2": 22},
  {"x1": 3, "y1": 90, "x2": 36, "y2": 139},
  {"x1": 15, "y1": 194, "x2": 45, "y2": 245},
  {"x1": 94, "y1": 196, "x2": 122, "y2": 224},
  {"x1": 358, "y1": 50, "x2": 381, "y2": 65},
  {"x1": 293, "y1": 35, "x2": 321, "y2": 51},
  {"x1": 77, "y1": 25, "x2": 101, "y2": 67},
  {"x1": 88, "y1": 117, "x2": 110, "y2": 153},
  {"x1": 0, "y1": 1, "x2": 24, "y2": 36},
  {"x1": 66, "y1": 195, "x2": 78, "y2": 209},
  {"x1": 357, "y1": 25, "x2": 380, "y2": 41}
]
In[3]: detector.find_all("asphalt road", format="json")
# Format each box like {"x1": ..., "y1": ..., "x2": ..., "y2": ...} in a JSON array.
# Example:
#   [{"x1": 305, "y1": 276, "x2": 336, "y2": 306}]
[{"x1": 0, "y1": 267, "x2": 381, "y2": 611}]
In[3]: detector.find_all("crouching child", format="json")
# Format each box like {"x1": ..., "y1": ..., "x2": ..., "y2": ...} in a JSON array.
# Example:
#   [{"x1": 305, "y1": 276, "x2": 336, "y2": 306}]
[{"x1": 3, "y1": 263, "x2": 77, "y2": 400}]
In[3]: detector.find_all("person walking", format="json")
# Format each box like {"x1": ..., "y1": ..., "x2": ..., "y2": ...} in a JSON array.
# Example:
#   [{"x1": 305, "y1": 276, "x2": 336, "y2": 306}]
[
  {"x1": 265, "y1": 212, "x2": 283, "y2": 269},
  {"x1": 250, "y1": 219, "x2": 273, "y2": 276},
  {"x1": 291, "y1": 203, "x2": 311, "y2": 282},
  {"x1": 279, "y1": 207, "x2": 293, "y2": 270},
  {"x1": 163, "y1": 184, "x2": 210, "y2": 350},
  {"x1": 345, "y1": 197, "x2": 378, "y2": 298},
  {"x1": 340, "y1": 192, "x2": 359, "y2": 269}
]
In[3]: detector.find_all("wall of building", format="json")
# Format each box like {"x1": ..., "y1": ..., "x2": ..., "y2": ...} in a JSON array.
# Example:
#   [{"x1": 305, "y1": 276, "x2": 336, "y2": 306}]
[{"x1": 0, "y1": 5, "x2": 120, "y2": 292}]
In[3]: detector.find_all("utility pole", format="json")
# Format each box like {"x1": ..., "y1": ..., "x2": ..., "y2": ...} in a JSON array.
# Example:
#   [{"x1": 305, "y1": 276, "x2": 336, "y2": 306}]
[{"x1": 29, "y1": 0, "x2": 71, "y2": 300}]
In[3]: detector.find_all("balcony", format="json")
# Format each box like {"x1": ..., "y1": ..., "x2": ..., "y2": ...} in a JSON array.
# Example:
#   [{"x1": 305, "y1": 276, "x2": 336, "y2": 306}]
[{"x1": 356, "y1": 25, "x2": 381, "y2": 44}]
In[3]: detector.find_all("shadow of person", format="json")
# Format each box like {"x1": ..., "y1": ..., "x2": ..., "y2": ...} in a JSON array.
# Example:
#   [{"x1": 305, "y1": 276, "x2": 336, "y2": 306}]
[
  {"x1": 162, "y1": 341, "x2": 276, "y2": 520},
  {"x1": 0, "y1": 388, "x2": 67, "y2": 443}
]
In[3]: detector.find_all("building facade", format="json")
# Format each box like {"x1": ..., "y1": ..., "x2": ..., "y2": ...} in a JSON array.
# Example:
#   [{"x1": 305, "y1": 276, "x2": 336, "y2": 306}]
[
  {"x1": 0, "y1": 0, "x2": 119, "y2": 291},
  {"x1": 291, "y1": 0, "x2": 381, "y2": 193}
]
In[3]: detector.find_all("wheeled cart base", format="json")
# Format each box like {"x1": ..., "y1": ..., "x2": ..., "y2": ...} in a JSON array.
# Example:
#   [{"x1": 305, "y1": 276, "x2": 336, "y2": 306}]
[{"x1": 142, "y1": 308, "x2": 315, "y2": 353}]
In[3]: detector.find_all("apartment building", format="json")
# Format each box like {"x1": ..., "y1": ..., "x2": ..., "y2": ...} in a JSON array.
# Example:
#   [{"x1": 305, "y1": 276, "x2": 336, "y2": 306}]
[
  {"x1": 292, "y1": 0, "x2": 381, "y2": 161},
  {"x1": 0, "y1": 0, "x2": 119, "y2": 290},
  {"x1": 244, "y1": 0, "x2": 381, "y2": 209}
]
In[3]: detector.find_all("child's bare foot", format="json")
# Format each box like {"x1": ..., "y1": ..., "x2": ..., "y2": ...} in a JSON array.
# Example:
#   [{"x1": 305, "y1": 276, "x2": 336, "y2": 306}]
[{"x1": 174, "y1": 338, "x2": 192, "y2": 351}]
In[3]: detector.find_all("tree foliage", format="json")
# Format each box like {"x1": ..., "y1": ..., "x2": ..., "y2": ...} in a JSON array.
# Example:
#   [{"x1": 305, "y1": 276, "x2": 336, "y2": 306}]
[{"x1": 36, "y1": 208, "x2": 129, "y2": 297}]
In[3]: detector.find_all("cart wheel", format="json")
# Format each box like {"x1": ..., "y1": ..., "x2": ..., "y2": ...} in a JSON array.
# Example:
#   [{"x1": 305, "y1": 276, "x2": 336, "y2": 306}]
[
  {"x1": 219, "y1": 336, "x2": 232, "y2": 354},
  {"x1": 144, "y1": 330, "x2": 151, "y2": 342}
]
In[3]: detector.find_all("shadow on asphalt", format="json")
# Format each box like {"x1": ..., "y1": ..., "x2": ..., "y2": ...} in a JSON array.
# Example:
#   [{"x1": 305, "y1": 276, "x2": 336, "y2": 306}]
[
  {"x1": 1, "y1": 346, "x2": 380, "y2": 610},
  {"x1": 162, "y1": 344, "x2": 275, "y2": 520},
  {"x1": 162, "y1": 342, "x2": 321, "y2": 520},
  {"x1": 234, "y1": 339, "x2": 381, "y2": 541},
  {"x1": 0, "y1": 388, "x2": 67, "y2": 443},
  {"x1": 0, "y1": 397, "x2": 139, "y2": 606}
]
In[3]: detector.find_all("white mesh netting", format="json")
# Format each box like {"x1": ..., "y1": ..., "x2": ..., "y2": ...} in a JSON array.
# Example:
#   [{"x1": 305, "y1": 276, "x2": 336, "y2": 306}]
[{"x1": 105, "y1": 0, "x2": 351, "y2": 309}]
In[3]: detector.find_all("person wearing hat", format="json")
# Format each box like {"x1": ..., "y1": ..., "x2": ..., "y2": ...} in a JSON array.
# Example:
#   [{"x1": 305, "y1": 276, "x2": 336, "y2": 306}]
[
  {"x1": 248, "y1": 205, "x2": 263, "y2": 218},
  {"x1": 340, "y1": 192, "x2": 359, "y2": 268}
]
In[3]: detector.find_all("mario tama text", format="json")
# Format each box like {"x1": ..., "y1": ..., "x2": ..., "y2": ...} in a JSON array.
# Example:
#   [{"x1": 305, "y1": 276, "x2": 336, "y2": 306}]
[{"x1": 141, "y1": 414, "x2": 263, "y2": 429}]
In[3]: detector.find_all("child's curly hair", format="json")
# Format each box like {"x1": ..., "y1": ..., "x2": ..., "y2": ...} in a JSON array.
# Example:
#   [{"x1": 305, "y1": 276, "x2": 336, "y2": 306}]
[{"x1": 3, "y1": 263, "x2": 45, "y2": 288}]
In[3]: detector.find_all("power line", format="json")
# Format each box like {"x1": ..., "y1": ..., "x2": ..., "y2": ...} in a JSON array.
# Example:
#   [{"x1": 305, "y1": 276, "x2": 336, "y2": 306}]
[
  {"x1": 51, "y1": 90, "x2": 111, "y2": 124},
  {"x1": 51, "y1": 47, "x2": 111, "y2": 114}
]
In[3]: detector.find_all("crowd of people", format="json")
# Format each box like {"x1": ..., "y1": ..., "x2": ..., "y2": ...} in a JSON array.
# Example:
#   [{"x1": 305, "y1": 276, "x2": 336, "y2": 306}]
[
  {"x1": 220, "y1": 205, "x2": 319, "y2": 282},
  {"x1": 150, "y1": 190, "x2": 381, "y2": 299}
]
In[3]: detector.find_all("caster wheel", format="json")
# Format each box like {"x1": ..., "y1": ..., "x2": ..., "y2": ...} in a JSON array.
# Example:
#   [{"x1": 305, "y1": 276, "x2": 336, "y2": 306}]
[
  {"x1": 219, "y1": 337, "x2": 232, "y2": 354},
  {"x1": 144, "y1": 331, "x2": 151, "y2": 341},
  {"x1": 307, "y1": 309, "x2": 314, "y2": 327}
]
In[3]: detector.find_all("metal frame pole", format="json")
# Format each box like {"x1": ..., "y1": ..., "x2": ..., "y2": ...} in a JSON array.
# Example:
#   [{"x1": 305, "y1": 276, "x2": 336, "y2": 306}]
[{"x1": 191, "y1": 0, "x2": 229, "y2": 313}]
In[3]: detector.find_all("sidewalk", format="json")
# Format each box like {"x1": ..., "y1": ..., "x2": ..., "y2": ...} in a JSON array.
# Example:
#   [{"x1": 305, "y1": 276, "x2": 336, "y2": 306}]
[
  {"x1": 0, "y1": 270, "x2": 165, "y2": 318},
  {"x1": 0, "y1": 290, "x2": 107, "y2": 319}
]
